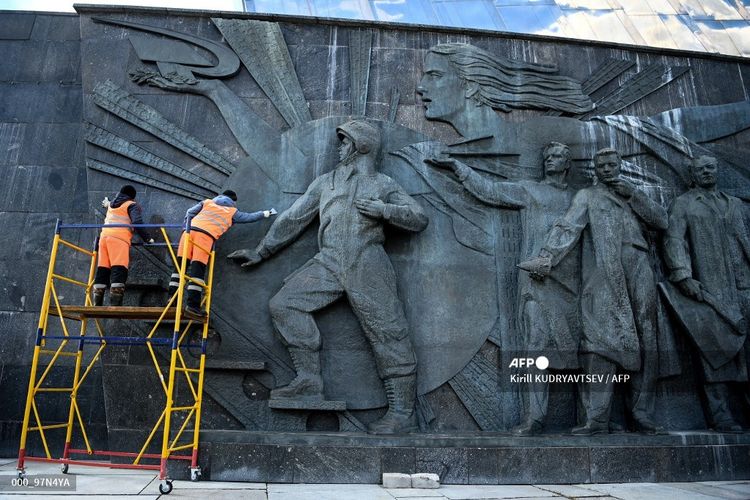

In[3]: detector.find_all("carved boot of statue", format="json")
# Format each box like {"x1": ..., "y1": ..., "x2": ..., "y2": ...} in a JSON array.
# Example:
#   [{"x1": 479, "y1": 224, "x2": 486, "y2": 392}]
[
  {"x1": 270, "y1": 347, "x2": 325, "y2": 401},
  {"x1": 368, "y1": 374, "x2": 418, "y2": 434},
  {"x1": 512, "y1": 378, "x2": 547, "y2": 435},
  {"x1": 511, "y1": 418, "x2": 543, "y2": 436}
]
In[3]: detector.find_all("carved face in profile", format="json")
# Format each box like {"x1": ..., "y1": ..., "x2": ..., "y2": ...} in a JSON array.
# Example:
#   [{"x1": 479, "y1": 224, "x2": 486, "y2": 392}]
[
  {"x1": 691, "y1": 156, "x2": 718, "y2": 188},
  {"x1": 417, "y1": 52, "x2": 468, "y2": 123},
  {"x1": 338, "y1": 135, "x2": 355, "y2": 162},
  {"x1": 543, "y1": 146, "x2": 569, "y2": 176},
  {"x1": 594, "y1": 153, "x2": 621, "y2": 184}
]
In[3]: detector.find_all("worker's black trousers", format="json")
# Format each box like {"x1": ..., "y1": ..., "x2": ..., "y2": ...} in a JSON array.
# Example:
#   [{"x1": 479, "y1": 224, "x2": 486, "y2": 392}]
[
  {"x1": 171, "y1": 258, "x2": 207, "y2": 308},
  {"x1": 94, "y1": 265, "x2": 128, "y2": 287}
]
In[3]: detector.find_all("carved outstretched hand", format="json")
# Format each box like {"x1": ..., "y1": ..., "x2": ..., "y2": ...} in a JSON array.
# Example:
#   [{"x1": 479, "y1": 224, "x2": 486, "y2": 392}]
[
  {"x1": 355, "y1": 198, "x2": 386, "y2": 219},
  {"x1": 426, "y1": 154, "x2": 458, "y2": 170},
  {"x1": 517, "y1": 256, "x2": 552, "y2": 281},
  {"x1": 425, "y1": 155, "x2": 469, "y2": 178},
  {"x1": 227, "y1": 248, "x2": 263, "y2": 268},
  {"x1": 677, "y1": 277, "x2": 703, "y2": 301}
]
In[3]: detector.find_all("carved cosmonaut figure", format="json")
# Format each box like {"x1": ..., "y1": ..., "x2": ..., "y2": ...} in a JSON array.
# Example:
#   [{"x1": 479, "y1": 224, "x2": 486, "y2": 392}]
[
  {"x1": 522, "y1": 148, "x2": 668, "y2": 435},
  {"x1": 429, "y1": 142, "x2": 581, "y2": 435},
  {"x1": 663, "y1": 155, "x2": 750, "y2": 432},
  {"x1": 229, "y1": 119, "x2": 428, "y2": 434}
]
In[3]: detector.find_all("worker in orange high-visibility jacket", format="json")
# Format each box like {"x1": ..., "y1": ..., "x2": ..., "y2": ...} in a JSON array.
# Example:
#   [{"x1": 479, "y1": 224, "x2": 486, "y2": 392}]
[
  {"x1": 172, "y1": 189, "x2": 276, "y2": 316},
  {"x1": 93, "y1": 185, "x2": 155, "y2": 306}
]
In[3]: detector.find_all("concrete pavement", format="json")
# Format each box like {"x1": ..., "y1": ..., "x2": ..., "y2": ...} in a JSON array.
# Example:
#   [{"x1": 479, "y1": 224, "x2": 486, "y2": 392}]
[{"x1": 1, "y1": 458, "x2": 748, "y2": 499}]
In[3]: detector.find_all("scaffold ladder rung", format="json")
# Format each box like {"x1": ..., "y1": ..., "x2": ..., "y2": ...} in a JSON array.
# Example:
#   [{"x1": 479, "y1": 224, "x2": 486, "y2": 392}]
[
  {"x1": 29, "y1": 423, "x2": 68, "y2": 431},
  {"x1": 39, "y1": 350, "x2": 78, "y2": 357},
  {"x1": 174, "y1": 367, "x2": 201, "y2": 373}
]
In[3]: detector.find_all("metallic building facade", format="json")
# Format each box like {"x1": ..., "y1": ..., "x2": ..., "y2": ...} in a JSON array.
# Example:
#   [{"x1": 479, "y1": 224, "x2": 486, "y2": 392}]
[{"x1": 244, "y1": 0, "x2": 750, "y2": 56}]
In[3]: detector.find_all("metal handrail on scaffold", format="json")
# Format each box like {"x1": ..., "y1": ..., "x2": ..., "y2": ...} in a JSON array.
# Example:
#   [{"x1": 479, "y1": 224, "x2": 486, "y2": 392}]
[{"x1": 15, "y1": 220, "x2": 216, "y2": 494}]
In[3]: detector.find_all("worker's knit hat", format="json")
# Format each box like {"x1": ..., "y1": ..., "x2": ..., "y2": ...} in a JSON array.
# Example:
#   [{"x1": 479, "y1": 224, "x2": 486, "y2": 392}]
[
  {"x1": 222, "y1": 190, "x2": 238, "y2": 202},
  {"x1": 120, "y1": 185, "x2": 137, "y2": 199}
]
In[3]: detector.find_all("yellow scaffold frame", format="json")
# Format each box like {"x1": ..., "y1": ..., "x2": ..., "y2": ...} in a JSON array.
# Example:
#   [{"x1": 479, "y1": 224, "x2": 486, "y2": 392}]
[{"x1": 15, "y1": 220, "x2": 215, "y2": 495}]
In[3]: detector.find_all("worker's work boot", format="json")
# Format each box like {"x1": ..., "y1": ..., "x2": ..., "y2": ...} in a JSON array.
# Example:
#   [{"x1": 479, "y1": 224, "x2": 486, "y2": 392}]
[
  {"x1": 92, "y1": 286, "x2": 105, "y2": 307},
  {"x1": 270, "y1": 348, "x2": 324, "y2": 401},
  {"x1": 367, "y1": 374, "x2": 418, "y2": 434},
  {"x1": 185, "y1": 286, "x2": 205, "y2": 317},
  {"x1": 109, "y1": 285, "x2": 125, "y2": 306}
]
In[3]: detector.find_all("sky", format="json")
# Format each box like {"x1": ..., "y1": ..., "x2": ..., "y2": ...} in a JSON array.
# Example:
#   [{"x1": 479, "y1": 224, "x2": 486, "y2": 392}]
[{"x1": 0, "y1": 0, "x2": 243, "y2": 13}]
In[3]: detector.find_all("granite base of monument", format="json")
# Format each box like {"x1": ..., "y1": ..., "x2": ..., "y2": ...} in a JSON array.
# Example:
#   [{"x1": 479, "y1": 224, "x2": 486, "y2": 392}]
[{"x1": 107, "y1": 429, "x2": 750, "y2": 484}]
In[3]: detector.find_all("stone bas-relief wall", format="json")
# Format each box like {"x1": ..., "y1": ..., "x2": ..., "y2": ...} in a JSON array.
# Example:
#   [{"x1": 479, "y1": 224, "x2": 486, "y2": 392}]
[
  {"x1": 1, "y1": 4, "x2": 750, "y2": 478},
  {"x1": 78, "y1": 5, "x2": 750, "y2": 436}
]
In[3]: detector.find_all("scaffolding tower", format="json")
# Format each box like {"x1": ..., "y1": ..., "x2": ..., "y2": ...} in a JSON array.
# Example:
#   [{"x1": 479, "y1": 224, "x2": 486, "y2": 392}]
[{"x1": 15, "y1": 220, "x2": 216, "y2": 495}]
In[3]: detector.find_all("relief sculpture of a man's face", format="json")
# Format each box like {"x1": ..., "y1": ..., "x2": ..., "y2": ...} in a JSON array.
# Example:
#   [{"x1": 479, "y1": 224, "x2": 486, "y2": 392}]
[
  {"x1": 417, "y1": 52, "x2": 468, "y2": 123},
  {"x1": 691, "y1": 156, "x2": 718, "y2": 188},
  {"x1": 594, "y1": 153, "x2": 621, "y2": 184},
  {"x1": 543, "y1": 146, "x2": 569, "y2": 175},
  {"x1": 338, "y1": 135, "x2": 355, "y2": 162}
]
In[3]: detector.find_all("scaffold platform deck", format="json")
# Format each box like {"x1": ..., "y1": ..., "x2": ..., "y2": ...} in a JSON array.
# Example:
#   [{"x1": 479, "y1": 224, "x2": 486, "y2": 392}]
[{"x1": 48, "y1": 305, "x2": 207, "y2": 321}]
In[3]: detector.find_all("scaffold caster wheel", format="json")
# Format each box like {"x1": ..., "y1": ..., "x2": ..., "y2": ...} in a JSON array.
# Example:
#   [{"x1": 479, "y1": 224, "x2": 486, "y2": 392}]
[
  {"x1": 16, "y1": 470, "x2": 26, "y2": 480},
  {"x1": 60, "y1": 463, "x2": 69, "y2": 474},
  {"x1": 190, "y1": 467, "x2": 201, "y2": 482},
  {"x1": 159, "y1": 480, "x2": 173, "y2": 494}
]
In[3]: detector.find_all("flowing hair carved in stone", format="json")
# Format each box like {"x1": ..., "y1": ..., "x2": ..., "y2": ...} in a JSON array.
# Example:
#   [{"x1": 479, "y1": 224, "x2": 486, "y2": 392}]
[{"x1": 428, "y1": 43, "x2": 594, "y2": 114}]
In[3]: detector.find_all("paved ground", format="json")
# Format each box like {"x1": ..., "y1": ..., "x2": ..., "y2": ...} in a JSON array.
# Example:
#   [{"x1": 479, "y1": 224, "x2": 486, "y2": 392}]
[{"x1": 0, "y1": 459, "x2": 748, "y2": 499}]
